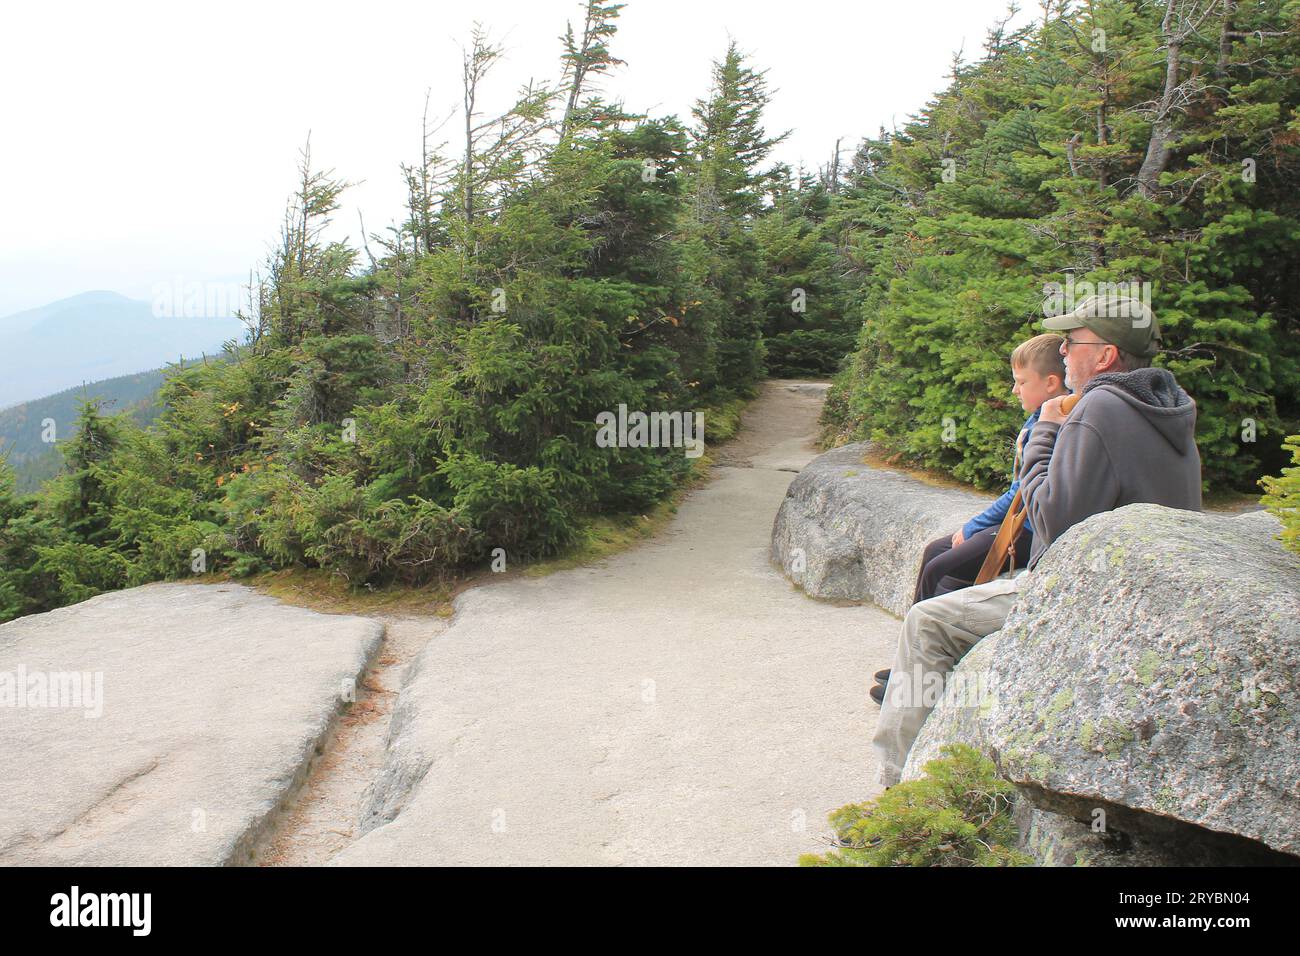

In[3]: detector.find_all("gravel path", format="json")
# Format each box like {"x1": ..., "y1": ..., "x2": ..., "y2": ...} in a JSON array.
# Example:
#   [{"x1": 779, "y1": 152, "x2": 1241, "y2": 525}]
[{"x1": 325, "y1": 380, "x2": 898, "y2": 866}]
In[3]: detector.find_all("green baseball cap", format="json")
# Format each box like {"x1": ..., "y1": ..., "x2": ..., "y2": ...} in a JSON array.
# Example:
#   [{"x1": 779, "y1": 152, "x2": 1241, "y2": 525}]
[{"x1": 1042, "y1": 294, "x2": 1160, "y2": 357}]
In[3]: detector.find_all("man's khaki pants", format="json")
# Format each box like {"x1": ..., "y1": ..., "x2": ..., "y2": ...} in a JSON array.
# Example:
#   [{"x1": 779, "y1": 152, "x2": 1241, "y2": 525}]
[{"x1": 872, "y1": 573, "x2": 1026, "y2": 787}]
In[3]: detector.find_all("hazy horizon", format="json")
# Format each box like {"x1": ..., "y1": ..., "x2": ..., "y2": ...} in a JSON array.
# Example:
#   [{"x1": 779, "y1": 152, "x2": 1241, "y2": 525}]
[{"x1": 0, "y1": 0, "x2": 1029, "y2": 317}]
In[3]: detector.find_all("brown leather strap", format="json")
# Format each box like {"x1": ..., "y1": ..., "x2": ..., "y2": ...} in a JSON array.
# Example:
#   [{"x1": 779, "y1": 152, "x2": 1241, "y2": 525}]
[
  {"x1": 974, "y1": 491, "x2": 1027, "y2": 584},
  {"x1": 972, "y1": 392, "x2": 1080, "y2": 585}
]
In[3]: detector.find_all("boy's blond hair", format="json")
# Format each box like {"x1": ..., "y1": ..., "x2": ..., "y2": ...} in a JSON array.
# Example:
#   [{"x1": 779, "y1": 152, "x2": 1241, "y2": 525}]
[{"x1": 1011, "y1": 333, "x2": 1066, "y2": 380}]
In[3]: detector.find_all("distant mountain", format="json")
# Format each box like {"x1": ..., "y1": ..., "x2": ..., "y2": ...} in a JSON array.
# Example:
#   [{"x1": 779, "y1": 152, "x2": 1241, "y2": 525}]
[
  {"x1": 0, "y1": 368, "x2": 169, "y2": 494},
  {"x1": 0, "y1": 291, "x2": 243, "y2": 410}
]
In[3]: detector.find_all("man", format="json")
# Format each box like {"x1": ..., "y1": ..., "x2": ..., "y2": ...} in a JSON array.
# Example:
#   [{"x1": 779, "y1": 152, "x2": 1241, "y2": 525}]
[{"x1": 871, "y1": 294, "x2": 1202, "y2": 787}]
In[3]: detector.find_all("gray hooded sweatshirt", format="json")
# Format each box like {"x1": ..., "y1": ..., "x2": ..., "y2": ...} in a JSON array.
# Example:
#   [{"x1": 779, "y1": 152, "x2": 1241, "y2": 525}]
[{"x1": 1019, "y1": 366, "x2": 1202, "y2": 569}]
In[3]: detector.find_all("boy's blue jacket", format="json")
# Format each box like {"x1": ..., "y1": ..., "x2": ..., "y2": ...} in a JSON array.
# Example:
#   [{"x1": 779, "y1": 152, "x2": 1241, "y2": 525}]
[{"x1": 961, "y1": 411, "x2": 1039, "y2": 539}]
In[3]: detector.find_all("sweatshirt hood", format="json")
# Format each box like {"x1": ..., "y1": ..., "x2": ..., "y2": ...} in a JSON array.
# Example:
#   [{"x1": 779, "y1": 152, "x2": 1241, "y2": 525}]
[{"x1": 1081, "y1": 367, "x2": 1196, "y2": 451}]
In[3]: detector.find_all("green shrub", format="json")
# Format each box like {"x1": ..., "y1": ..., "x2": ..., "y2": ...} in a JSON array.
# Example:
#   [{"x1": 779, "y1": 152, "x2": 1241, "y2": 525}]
[
  {"x1": 219, "y1": 466, "x2": 320, "y2": 568},
  {"x1": 438, "y1": 454, "x2": 575, "y2": 560},
  {"x1": 764, "y1": 329, "x2": 855, "y2": 378},
  {"x1": 33, "y1": 542, "x2": 131, "y2": 606},
  {"x1": 0, "y1": 460, "x2": 66, "y2": 621},
  {"x1": 1260, "y1": 434, "x2": 1300, "y2": 554},
  {"x1": 800, "y1": 744, "x2": 1032, "y2": 867},
  {"x1": 312, "y1": 497, "x2": 476, "y2": 585}
]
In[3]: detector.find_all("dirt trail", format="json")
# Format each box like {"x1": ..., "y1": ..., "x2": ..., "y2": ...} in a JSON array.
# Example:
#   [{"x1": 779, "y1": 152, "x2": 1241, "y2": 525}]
[{"x1": 261, "y1": 380, "x2": 897, "y2": 866}]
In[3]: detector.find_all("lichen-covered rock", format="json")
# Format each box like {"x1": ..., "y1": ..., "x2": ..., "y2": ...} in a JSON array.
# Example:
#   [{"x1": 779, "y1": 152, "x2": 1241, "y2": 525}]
[
  {"x1": 1010, "y1": 800, "x2": 1256, "y2": 866},
  {"x1": 905, "y1": 504, "x2": 1300, "y2": 858},
  {"x1": 1014, "y1": 802, "x2": 1148, "y2": 867},
  {"x1": 770, "y1": 442, "x2": 993, "y2": 616}
]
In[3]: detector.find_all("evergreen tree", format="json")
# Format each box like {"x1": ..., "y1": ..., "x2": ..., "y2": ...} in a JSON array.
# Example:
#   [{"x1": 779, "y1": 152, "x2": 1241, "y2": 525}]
[
  {"x1": 689, "y1": 41, "x2": 788, "y2": 220},
  {"x1": 559, "y1": 0, "x2": 628, "y2": 138},
  {"x1": 826, "y1": 0, "x2": 1300, "y2": 491}
]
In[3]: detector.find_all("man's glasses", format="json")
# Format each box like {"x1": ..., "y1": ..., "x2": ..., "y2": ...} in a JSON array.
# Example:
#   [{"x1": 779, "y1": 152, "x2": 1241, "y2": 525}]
[{"x1": 1062, "y1": 336, "x2": 1109, "y2": 352}]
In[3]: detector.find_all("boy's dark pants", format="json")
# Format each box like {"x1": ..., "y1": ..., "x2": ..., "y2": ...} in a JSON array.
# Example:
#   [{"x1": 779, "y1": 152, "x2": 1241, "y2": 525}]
[{"x1": 911, "y1": 525, "x2": 1033, "y2": 606}]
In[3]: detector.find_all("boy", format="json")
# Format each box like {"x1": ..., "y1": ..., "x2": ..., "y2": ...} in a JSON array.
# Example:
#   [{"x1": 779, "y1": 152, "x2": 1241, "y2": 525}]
[{"x1": 870, "y1": 333, "x2": 1067, "y2": 704}]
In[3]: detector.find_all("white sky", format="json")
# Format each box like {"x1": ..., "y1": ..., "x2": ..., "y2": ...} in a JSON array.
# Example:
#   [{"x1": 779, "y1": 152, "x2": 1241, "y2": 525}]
[{"x1": 0, "y1": 0, "x2": 1029, "y2": 317}]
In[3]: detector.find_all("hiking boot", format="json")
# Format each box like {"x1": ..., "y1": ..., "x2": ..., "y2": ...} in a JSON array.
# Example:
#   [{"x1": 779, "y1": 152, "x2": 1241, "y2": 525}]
[
  {"x1": 869, "y1": 683, "x2": 886, "y2": 706},
  {"x1": 874, "y1": 668, "x2": 891, "y2": 683}
]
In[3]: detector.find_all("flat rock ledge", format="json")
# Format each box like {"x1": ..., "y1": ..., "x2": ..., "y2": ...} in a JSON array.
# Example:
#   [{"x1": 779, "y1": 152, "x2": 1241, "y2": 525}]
[
  {"x1": 770, "y1": 442, "x2": 994, "y2": 617},
  {"x1": 770, "y1": 444, "x2": 1300, "y2": 865},
  {"x1": 0, "y1": 582, "x2": 383, "y2": 865}
]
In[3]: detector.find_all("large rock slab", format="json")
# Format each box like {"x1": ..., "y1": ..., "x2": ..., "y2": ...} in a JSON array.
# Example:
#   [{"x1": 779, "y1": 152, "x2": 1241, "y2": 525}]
[
  {"x1": 904, "y1": 505, "x2": 1300, "y2": 859},
  {"x1": 0, "y1": 582, "x2": 383, "y2": 865},
  {"x1": 770, "y1": 442, "x2": 994, "y2": 616}
]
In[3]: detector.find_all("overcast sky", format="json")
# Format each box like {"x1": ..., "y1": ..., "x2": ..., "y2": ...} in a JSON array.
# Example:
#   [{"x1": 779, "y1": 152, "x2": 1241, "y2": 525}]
[{"x1": 0, "y1": 0, "x2": 1030, "y2": 317}]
